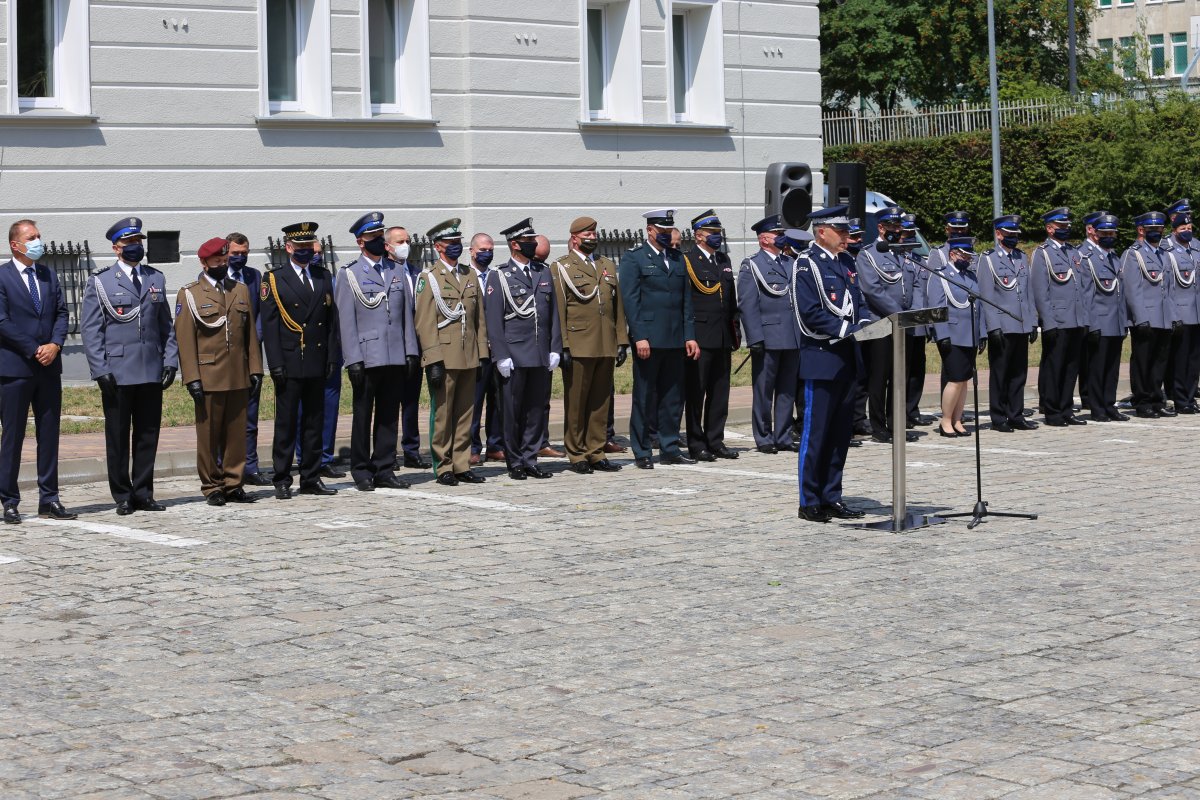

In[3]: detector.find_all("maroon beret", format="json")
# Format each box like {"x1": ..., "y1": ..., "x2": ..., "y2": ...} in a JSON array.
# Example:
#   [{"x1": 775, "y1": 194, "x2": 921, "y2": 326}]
[{"x1": 197, "y1": 237, "x2": 228, "y2": 261}]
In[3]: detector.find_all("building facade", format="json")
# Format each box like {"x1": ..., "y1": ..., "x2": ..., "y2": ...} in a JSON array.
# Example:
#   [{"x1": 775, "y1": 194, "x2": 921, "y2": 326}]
[
  {"x1": 1, "y1": 0, "x2": 822, "y2": 285},
  {"x1": 1091, "y1": 0, "x2": 1200, "y2": 81}
]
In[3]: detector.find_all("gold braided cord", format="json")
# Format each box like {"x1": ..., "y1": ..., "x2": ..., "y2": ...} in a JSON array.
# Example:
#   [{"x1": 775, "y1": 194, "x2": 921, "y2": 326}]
[
  {"x1": 268, "y1": 271, "x2": 305, "y2": 351},
  {"x1": 685, "y1": 255, "x2": 722, "y2": 298}
]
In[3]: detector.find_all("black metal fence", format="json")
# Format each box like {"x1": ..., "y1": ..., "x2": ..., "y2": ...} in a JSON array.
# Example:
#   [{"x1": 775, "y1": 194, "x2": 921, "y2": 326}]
[{"x1": 43, "y1": 240, "x2": 92, "y2": 334}]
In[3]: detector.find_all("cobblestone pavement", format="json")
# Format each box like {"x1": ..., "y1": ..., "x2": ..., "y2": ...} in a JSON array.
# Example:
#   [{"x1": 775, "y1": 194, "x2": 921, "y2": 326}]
[{"x1": 2, "y1": 417, "x2": 1199, "y2": 800}]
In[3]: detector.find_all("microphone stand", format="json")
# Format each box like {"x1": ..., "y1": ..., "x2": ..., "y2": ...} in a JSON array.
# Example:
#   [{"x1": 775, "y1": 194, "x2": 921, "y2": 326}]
[{"x1": 914, "y1": 257, "x2": 1038, "y2": 530}]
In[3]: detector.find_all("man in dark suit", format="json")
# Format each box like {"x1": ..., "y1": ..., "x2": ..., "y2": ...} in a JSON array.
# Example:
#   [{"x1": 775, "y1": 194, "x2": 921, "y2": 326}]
[
  {"x1": 484, "y1": 218, "x2": 563, "y2": 480},
  {"x1": 683, "y1": 209, "x2": 739, "y2": 461},
  {"x1": 0, "y1": 219, "x2": 76, "y2": 523},
  {"x1": 260, "y1": 222, "x2": 340, "y2": 499},
  {"x1": 618, "y1": 209, "x2": 700, "y2": 469},
  {"x1": 81, "y1": 217, "x2": 179, "y2": 515},
  {"x1": 224, "y1": 232, "x2": 271, "y2": 485}
]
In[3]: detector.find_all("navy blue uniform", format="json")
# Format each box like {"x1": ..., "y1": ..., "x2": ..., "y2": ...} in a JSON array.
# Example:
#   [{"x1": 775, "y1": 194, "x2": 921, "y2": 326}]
[{"x1": 794, "y1": 244, "x2": 870, "y2": 509}]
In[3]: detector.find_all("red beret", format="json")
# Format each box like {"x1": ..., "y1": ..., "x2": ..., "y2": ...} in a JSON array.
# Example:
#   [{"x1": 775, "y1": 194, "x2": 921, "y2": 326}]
[{"x1": 197, "y1": 237, "x2": 228, "y2": 260}]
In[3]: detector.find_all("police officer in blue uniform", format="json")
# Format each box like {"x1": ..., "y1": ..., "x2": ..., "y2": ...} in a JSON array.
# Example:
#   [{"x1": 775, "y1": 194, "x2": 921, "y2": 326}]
[
  {"x1": 899, "y1": 213, "x2": 931, "y2": 427},
  {"x1": 261, "y1": 222, "x2": 341, "y2": 499},
  {"x1": 81, "y1": 217, "x2": 179, "y2": 515},
  {"x1": 683, "y1": 210, "x2": 739, "y2": 461},
  {"x1": 1032, "y1": 207, "x2": 1089, "y2": 426},
  {"x1": 1079, "y1": 213, "x2": 1128, "y2": 421},
  {"x1": 485, "y1": 218, "x2": 562, "y2": 480},
  {"x1": 979, "y1": 215, "x2": 1039, "y2": 432},
  {"x1": 793, "y1": 206, "x2": 871, "y2": 523},
  {"x1": 619, "y1": 209, "x2": 700, "y2": 469},
  {"x1": 737, "y1": 214, "x2": 799, "y2": 453},
  {"x1": 224, "y1": 232, "x2": 271, "y2": 485},
  {"x1": 1164, "y1": 200, "x2": 1200, "y2": 414},
  {"x1": 845, "y1": 218, "x2": 870, "y2": 439},
  {"x1": 856, "y1": 205, "x2": 917, "y2": 443},
  {"x1": 336, "y1": 212, "x2": 420, "y2": 491},
  {"x1": 926, "y1": 237, "x2": 985, "y2": 437},
  {"x1": 1122, "y1": 211, "x2": 1175, "y2": 418}
]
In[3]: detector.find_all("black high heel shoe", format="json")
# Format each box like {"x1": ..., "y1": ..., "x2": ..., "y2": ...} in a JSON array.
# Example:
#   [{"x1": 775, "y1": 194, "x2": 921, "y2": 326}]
[{"x1": 937, "y1": 427, "x2": 958, "y2": 438}]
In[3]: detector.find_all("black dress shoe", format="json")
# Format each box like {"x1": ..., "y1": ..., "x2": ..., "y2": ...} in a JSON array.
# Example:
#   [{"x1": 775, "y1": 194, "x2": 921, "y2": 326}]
[
  {"x1": 355, "y1": 479, "x2": 375, "y2": 492},
  {"x1": 848, "y1": 439, "x2": 862, "y2": 447},
  {"x1": 570, "y1": 461, "x2": 594, "y2": 475},
  {"x1": 206, "y1": 493, "x2": 227, "y2": 506},
  {"x1": 1044, "y1": 418, "x2": 1068, "y2": 427},
  {"x1": 508, "y1": 467, "x2": 527, "y2": 480},
  {"x1": 436, "y1": 472, "x2": 459, "y2": 486},
  {"x1": 904, "y1": 431, "x2": 919, "y2": 442},
  {"x1": 1109, "y1": 410, "x2": 1130, "y2": 421},
  {"x1": 592, "y1": 459, "x2": 622, "y2": 472},
  {"x1": 1176, "y1": 404, "x2": 1199, "y2": 414},
  {"x1": 1157, "y1": 406, "x2": 1178, "y2": 417},
  {"x1": 917, "y1": 414, "x2": 936, "y2": 425},
  {"x1": 798, "y1": 505, "x2": 832, "y2": 523},
  {"x1": 690, "y1": 450, "x2": 716, "y2": 462},
  {"x1": 824, "y1": 501, "x2": 865, "y2": 519},
  {"x1": 1089, "y1": 412, "x2": 1111, "y2": 422},
  {"x1": 634, "y1": 457, "x2": 654, "y2": 469},
  {"x1": 225, "y1": 488, "x2": 258, "y2": 503},
  {"x1": 373, "y1": 474, "x2": 411, "y2": 490},
  {"x1": 756, "y1": 445, "x2": 778, "y2": 454},
  {"x1": 116, "y1": 500, "x2": 135, "y2": 516},
  {"x1": 1011, "y1": 418, "x2": 1039, "y2": 430},
  {"x1": 1135, "y1": 409, "x2": 1160, "y2": 419},
  {"x1": 299, "y1": 481, "x2": 338, "y2": 496},
  {"x1": 524, "y1": 466, "x2": 551, "y2": 479},
  {"x1": 992, "y1": 421, "x2": 1014, "y2": 432},
  {"x1": 1065, "y1": 416, "x2": 1087, "y2": 426},
  {"x1": 852, "y1": 424, "x2": 873, "y2": 437},
  {"x1": 133, "y1": 498, "x2": 166, "y2": 511},
  {"x1": 402, "y1": 455, "x2": 433, "y2": 469},
  {"x1": 871, "y1": 433, "x2": 893, "y2": 444},
  {"x1": 712, "y1": 446, "x2": 739, "y2": 459},
  {"x1": 38, "y1": 501, "x2": 78, "y2": 520},
  {"x1": 456, "y1": 470, "x2": 486, "y2": 484},
  {"x1": 318, "y1": 464, "x2": 347, "y2": 479},
  {"x1": 274, "y1": 485, "x2": 292, "y2": 500},
  {"x1": 3, "y1": 506, "x2": 19, "y2": 524},
  {"x1": 777, "y1": 442, "x2": 800, "y2": 452},
  {"x1": 661, "y1": 453, "x2": 696, "y2": 465},
  {"x1": 244, "y1": 471, "x2": 272, "y2": 486}
]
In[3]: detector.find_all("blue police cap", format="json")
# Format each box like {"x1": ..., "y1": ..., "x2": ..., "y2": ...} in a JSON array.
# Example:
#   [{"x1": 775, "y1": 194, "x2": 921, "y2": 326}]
[
  {"x1": 106, "y1": 217, "x2": 146, "y2": 243},
  {"x1": 993, "y1": 215, "x2": 1021, "y2": 232},
  {"x1": 876, "y1": 206, "x2": 903, "y2": 223},
  {"x1": 947, "y1": 236, "x2": 975, "y2": 253},
  {"x1": 848, "y1": 218, "x2": 863, "y2": 235},
  {"x1": 1167, "y1": 198, "x2": 1191, "y2": 216},
  {"x1": 783, "y1": 228, "x2": 814, "y2": 247},
  {"x1": 944, "y1": 210, "x2": 970, "y2": 227},
  {"x1": 900, "y1": 213, "x2": 918, "y2": 230},
  {"x1": 1083, "y1": 210, "x2": 1110, "y2": 227},
  {"x1": 1094, "y1": 214, "x2": 1119, "y2": 231},
  {"x1": 691, "y1": 209, "x2": 721, "y2": 230},
  {"x1": 808, "y1": 205, "x2": 851, "y2": 229},
  {"x1": 1041, "y1": 207, "x2": 1070, "y2": 225},
  {"x1": 751, "y1": 214, "x2": 784, "y2": 234},
  {"x1": 350, "y1": 211, "x2": 385, "y2": 237},
  {"x1": 1133, "y1": 211, "x2": 1166, "y2": 227}
]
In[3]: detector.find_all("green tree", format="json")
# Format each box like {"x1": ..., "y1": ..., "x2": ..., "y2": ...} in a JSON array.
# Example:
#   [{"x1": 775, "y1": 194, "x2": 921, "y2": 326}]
[{"x1": 818, "y1": 0, "x2": 923, "y2": 111}]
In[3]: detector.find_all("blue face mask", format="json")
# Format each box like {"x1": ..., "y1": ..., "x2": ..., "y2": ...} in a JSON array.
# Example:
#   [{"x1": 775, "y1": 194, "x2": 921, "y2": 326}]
[
  {"x1": 444, "y1": 242, "x2": 464, "y2": 261},
  {"x1": 1098, "y1": 235, "x2": 1117, "y2": 249},
  {"x1": 1051, "y1": 227, "x2": 1071, "y2": 242},
  {"x1": 847, "y1": 241, "x2": 862, "y2": 255},
  {"x1": 655, "y1": 231, "x2": 673, "y2": 249},
  {"x1": 1145, "y1": 231, "x2": 1163, "y2": 245},
  {"x1": 1000, "y1": 234, "x2": 1019, "y2": 249},
  {"x1": 227, "y1": 254, "x2": 248, "y2": 271},
  {"x1": 773, "y1": 233, "x2": 788, "y2": 249},
  {"x1": 705, "y1": 233, "x2": 724, "y2": 249},
  {"x1": 1177, "y1": 231, "x2": 1194, "y2": 244},
  {"x1": 120, "y1": 242, "x2": 145, "y2": 264},
  {"x1": 474, "y1": 249, "x2": 494, "y2": 268},
  {"x1": 291, "y1": 248, "x2": 314, "y2": 265},
  {"x1": 23, "y1": 238, "x2": 45, "y2": 262}
]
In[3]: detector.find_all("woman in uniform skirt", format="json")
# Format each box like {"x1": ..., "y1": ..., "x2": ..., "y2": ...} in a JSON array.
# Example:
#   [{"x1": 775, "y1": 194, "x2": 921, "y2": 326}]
[{"x1": 926, "y1": 238, "x2": 986, "y2": 437}]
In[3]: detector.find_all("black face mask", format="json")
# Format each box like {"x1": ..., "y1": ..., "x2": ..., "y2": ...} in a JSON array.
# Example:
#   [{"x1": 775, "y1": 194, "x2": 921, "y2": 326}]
[
  {"x1": 1000, "y1": 235, "x2": 1019, "y2": 249},
  {"x1": 206, "y1": 265, "x2": 229, "y2": 282},
  {"x1": 578, "y1": 238, "x2": 599, "y2": 254},
  {"x1": 518, "y1": 241, "x2": 538, "y2": 260},
  {"x1": 291, "y1": 248, "x2": 315, "y2": 265},
  {"x1": 120, "y1": 242, "x2": 145, "y2": 264},
  {"x1": 1145, "y1": 231, "x2": 1164, "y2": 245},
  {"x1": 363, "y1": 236, "x2": 387, "y2": 257},
  {"x1": 1051, "y1": 227, "x2": 1072, "y2": 242},
  {"x1": 1098, "y1": 235, "x2": 1117, "y2": 249},
  {"x1": 883, "y1": 230, "x2": 901, "y2": 244},
  {"x1": 847, "y1": 242, "x2": 863, "y2": 255}
]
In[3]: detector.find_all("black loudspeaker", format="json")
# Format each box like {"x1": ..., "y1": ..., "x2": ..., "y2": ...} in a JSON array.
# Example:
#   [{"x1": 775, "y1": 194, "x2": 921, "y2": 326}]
[
  {"x1": 827, "y1": 162, "x2": 867, "y2": 225},
  {"x1": 764, "y1": 162, "x2": 813, "y2": 228}
]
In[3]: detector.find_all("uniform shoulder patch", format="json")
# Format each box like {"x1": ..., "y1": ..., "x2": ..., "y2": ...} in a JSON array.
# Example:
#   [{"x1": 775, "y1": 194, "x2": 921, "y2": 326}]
[
  {"x1": 415, "y1": 275, "x2": 426, "y2": 294},
  {"x1": 260, "y1": 282, "x2": 270, "y2": 301},
  {"x1": 175, "y1": 301, "x2": 182, "y2": 315}
]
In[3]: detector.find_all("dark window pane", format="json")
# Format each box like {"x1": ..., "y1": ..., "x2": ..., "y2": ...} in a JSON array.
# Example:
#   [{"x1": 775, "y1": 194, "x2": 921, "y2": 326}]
[
  {"x1": 369, "y1": 0, "x2": 398, "y2": 105},
  {"x1": 672, "y1": 13, "x2": 687, "y2": 116},
  {"x1": 267, "y1": 0, "x2": 298, "y2": 102},
  {"x1": 17, "y1": 0, "x2": 55, "y2": 98},
  {"x1": 587, "y1": 7, "x2": 605, "y2": 112}
]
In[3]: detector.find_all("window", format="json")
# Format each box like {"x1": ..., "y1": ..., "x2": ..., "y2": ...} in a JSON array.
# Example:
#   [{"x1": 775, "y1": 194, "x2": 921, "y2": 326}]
[
  {"x1": 259, "y1": 0, "x2": 332, "y2": 116},
  {"x1": 361, "y1": 0, "x2": 430, "y2": 117},
  {"x1": 579, "y1": 0, "x2": 641, "y2": 123},
  {"x1": 1119, "y1": 35, "x2": 1137, "y2": 78},
  {"x1": 7, "y1": 0, "x2": 90, "y2": 113},
  {"x1": 1172, "y1": 32, "x2": 1189, "y2": 75},
  {"x1": 1098, "y1": 0, "x2": 1111, "y2": 6},
  {"x1": 1118, "y1": 0, "x2": 1133, "y2": 5},
  {"x1": 666, "y1": 1, "x2": 725, "y2": 125},
  {"x1": 1098, "y1": 37, "x2": 1114, "y2": 71},
  {"x1": 1150, "y1": 34, "x2": 1166, "y2": 76}
]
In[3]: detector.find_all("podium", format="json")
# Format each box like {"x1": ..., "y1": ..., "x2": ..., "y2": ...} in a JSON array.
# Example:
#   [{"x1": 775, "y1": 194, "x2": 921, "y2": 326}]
[{"x1": 849, "y1": 307, "x2": 949, "y2": 532}]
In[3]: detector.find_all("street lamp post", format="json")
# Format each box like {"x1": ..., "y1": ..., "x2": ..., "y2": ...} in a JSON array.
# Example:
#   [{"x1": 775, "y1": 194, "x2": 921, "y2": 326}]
[
  {"x1": 987, "y1": 0, "x2": 1002, "y2": 217},
  {"x1": 1068, "y1": 0, "x2": 1078, "y2": 98}
]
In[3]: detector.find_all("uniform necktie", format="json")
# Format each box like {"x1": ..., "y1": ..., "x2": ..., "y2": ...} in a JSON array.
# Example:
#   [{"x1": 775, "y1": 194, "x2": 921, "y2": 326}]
[
  {"x1": 231, "y1": 269, "x2": 242, "y2": 284},
  {"x1": 131, "y1": 266, "x2": 142, "y2": 294},
  {"x1": 24, "y1": 267, "x2": 41, "y2": 314},
  {"x1": 303, "y1": 268, "x2": 313, "y2": 292}
]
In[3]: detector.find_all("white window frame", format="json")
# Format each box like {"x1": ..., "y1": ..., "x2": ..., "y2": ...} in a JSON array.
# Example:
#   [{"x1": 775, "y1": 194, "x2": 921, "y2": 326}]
[
  {"x1": 259, "y1": 0, "x2": 332, "y2": 116},
  {"x1": 6, "y1": 0, "x2": 91, "y2": 114},
  {"x1": 665, "y1": 0, "x2": 725, "y2": 126},
  {"x1": 1172, "y1": 32, "x2": 1188, "y2": 75},
  {"x1": 578, "y1": 0, "x2": 642, "y2": 124},
  {"x1": 360, "y1": 0, "x2": 430, "y2": 118},
  {"x1": 1149, "y1": 33, "x2": 1166, "y2": 76},
  {"x1": 584, "y1": 4, "x2": 611, "y2": 119}
]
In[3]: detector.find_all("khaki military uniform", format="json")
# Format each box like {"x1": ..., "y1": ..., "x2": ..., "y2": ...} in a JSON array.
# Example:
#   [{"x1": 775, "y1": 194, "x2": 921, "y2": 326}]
[
  {"x1": 552, "y1": 251, "x2": 628, "y2": 464},
  {"x1": 174, "y1": 276, "x2": 263, "y2": 496},
  {"x1": 414, "y1": 260, "x2": 488, "y2": 476}
]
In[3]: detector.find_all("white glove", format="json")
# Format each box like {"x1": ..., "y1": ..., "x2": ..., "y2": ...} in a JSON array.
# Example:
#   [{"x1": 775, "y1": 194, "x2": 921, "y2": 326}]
[
  {"x1": 548, "y1": 351, "x2": 561, "y2": 371},
  {"x1": 497, "y1": 358, "x2": 514, "y2": 378}
]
